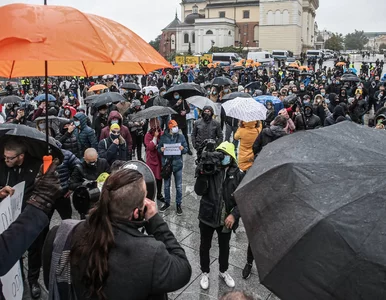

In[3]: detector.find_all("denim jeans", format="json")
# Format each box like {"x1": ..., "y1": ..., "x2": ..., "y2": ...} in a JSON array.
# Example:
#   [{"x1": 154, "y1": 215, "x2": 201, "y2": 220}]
[
  {"x1": 225, "y1": 124, "x2": 239, "y2": 148},
  {"x1": 164, "y1": 168, "x2": 183, "y2": 205}
]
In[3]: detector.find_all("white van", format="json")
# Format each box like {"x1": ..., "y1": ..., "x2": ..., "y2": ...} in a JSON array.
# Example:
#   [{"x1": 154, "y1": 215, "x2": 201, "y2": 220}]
[
  {"x1": 306, "y1": 50, "x2": 324, "y2": 59},
  {"x1": 247, "y1": 51, "x2": 274, "y2": 66},
  {"x1": 212, "y1": 53, "x2": 242, "y2": 65},
  {"x1": 271, "y1": 50, "x2": 289, "y2": 60}
]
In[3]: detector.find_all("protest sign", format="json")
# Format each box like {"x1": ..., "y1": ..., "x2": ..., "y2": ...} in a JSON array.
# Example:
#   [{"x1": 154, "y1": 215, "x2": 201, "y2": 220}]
[{"x1": 164, "y1": 143, "x2": 181, "y2": 156}]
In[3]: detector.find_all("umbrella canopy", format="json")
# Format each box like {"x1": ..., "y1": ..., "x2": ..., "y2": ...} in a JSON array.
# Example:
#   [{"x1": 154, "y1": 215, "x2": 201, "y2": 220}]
[
  {"x1": 34, "y1": 94, "x2": 56, "y2": 102},
  {"x1": 222, "y1": 92, "x2": 252, "y2": 101},
  {"x1": 341, "y1": 73, "x2": 360, "y2": 82},
  {"x1": 0, "y1": 4, "x2": 171, "y2": 77},
  {"x1": 142, "y1": 86, "x2": 159, "y2": 95},
  {"x1": 234, "y1": 122, "x2": 386, "y2": 300},
  {"x1": 231, "y1": 65, "x2": 245, "y2": 71},
  {"x1": 89, "y1": 84, "x2": 108, "y2": 92},
  {"x1": 222, "y1": 97, "x2": 267, "y2": 122},
  {"x1": 91, "y1": 92, "x2": 124, "y2": 108},
  {"x1": 245, "y1": 81, "x2": 262, "y2": 90},
  {"x1": 186, "y1": 96, "x2": 218, "y2": 114},
  {"x1": 336, "y1": 62, "x2": 346, "y2": 67},
  {"x1": 84, "y1": 94, "x2": 98, "y2": 104},
  {"x1": 0, "y1": 124, "x2": 63, "y2": 162},
  {"x1": 131, "y1": 106, "x2": 177, "y2": 121},
  {"x1": 163, "y1": 83, "x2": 205, "y2": 101},
  {"x1": 59, "y1": 80, "x2": 71, "y2": 90},
  {"x1": 0, "y1": 95, "x2": 23, "y2": 104},
  {"x1": 211, "y1": 76, "x2": 234, "y2": 87},
  {"x1": 121, "y1": 83, "x2": 141, "y2": 90},
  {"x1": 255, "y1": 95, "x2": 282, "y2": 104}
]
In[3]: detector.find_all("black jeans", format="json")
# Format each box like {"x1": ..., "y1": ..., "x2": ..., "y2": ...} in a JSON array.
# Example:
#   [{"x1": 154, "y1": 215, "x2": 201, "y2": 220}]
[
  {"x1": 199, "y1": 221, "x2": 232, "y2": 273},
  {"x1": 28, "y1": 226, "x2": 49, "y2": 284},
  {"x1": 55, "y1": 194, "x2": 72, "y2": 220},
  {"x1": 130, "y1": 131, "x2": 143, "y2": 160},
  {"x1": 156, "y1": 178, "x2": 163, "y2": 198},
  {"x1": 247, "y1": 243, "x2": 254, "y2": 264},
  {"x1": 180, "y1": 127, "x2": 191, "y2": 152}
]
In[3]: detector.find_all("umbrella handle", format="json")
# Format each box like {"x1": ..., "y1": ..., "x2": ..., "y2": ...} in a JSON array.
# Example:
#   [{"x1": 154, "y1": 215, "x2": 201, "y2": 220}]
[{"x1": 43, "y1": 155, "x2": 52, "y2": 174}]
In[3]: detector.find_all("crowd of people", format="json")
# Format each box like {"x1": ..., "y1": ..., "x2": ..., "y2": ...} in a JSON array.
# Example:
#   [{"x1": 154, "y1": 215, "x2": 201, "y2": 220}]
[{"x1": 0, "y1": 55, "x2": 385, "y2": 299}]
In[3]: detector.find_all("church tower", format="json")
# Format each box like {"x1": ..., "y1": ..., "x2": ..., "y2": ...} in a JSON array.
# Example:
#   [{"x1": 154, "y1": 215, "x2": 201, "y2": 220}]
[{"x1": 259, "y1": 0, "x2": 319, "y2": 55}]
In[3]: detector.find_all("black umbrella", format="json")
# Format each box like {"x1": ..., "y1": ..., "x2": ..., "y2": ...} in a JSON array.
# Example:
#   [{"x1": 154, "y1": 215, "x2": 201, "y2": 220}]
[
  {"x1": 163, "y1": 83, "x2": 205, "y2": 101},
  {"x1": 341, "y1": 74, "x2": 360, "y2": 82},
  {"x1": 131, "y1": 106, "x2": 177, "y2": 120},
  {"x1": 234, "y1": 122, "x2": 386, "y2": 300},
  {"x1": 121, "y1": 82, "x2": 141, "y2": 90},
  {"x1": 211, "y1": 76, "x2": 234, "y2": 87},
  {"x1": 91, "y1": 92, "x2": 124, "y2": 108},
  {"x1": 286, "y1": 68, "x2": 300, "y2": 73},
  {"x1": 231, "y1": 65, "x2": 245, "y2": 71},
  {"x1": 0, "y1": 95, "x2": 23, "y2": 104},
  {"x1": 84, "y1": 94, "x2": 98, "y2": 104},
  {"x1": 0, "y1": 124, "x2": 63, "y2": 162},
  {"x1": 283, "y1": 93, "x2": 298, "y2": 104},
  {"x1": 245, "y1": 81, "x2": 262, "y2": 90},
  {"x1": 222, "y1": 92, "x2": 252, "y2": 101}
]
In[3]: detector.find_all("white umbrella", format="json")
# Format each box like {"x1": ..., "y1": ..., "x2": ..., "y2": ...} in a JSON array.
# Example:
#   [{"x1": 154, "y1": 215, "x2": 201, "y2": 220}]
[
  {"x1": 102, "y1": 74, "x2": 114, "y2": 80},
  {"x1": 222, "y1": 97, "x2": 267, "y2": 122},
  {"x1": 143, "y1": 86, "x2": 159, "y2": 95},
  {"x1": 186, "y1": 96, "x2": 218, "y2": 115},
  {"x1": 59, "y1": 80, "x2": 71, "y2": 90}
]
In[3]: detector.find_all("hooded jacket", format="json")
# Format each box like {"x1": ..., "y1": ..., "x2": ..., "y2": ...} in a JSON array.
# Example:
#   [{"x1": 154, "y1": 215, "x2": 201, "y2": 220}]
[
  {"x1": 99, "y1": 110, "x2": 133, "y2": 155},
  {"x1": 294, "y1": 104, "x2": 322, "y2": 130},
  {"x1": 158, "y1": 130, "x2": 188, "y2": 172},
  {"x1": 234, "y1": 121, "x2": 262, "y2": 171},
  {"x1": 98, "y1": 135, "x2": 128, "y2": 165},
  {"x1": 324, "y1": 105, "x2": 346, "y2": 127},
  {"x1": 74, "y1": 112, "x2": 98, "y2": 154},
  {"x1": 56, "y1": 121, "x2": 82, "y2": 158},
  {"x1": 168, "y1": 98, "x2": 190, "y2": 129},
  {"x1": 191, "y1": 106, "x2": 223, "y2": 150},
  {"x1": 56, "y1": 147, "x2": 81, "y2": 192},
  {"x1": 253, "y1": 125, "x2": 287, "y2": 155},
  {"x1": 349, "y1": 95, "x2": 369, "y2": 123}
]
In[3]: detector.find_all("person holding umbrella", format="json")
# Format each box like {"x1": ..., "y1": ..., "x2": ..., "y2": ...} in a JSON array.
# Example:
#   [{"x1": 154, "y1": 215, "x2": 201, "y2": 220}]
[{"x1": 194, "y1": 141, "x2": 244, "y2": 290}]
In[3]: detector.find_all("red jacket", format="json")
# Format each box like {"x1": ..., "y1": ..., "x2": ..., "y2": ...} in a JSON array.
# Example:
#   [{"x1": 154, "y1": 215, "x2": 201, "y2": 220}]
[{"x1": 144, "y1": 131, "x2": 162, "y2": 180}]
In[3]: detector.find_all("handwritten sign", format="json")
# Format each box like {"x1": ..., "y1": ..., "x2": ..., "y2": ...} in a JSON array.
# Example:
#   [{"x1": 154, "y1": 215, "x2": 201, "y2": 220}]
[
  {"x1": 164, "y1": 143, "x2": 181, "y2": 156},
  {"x1": 0, "y1": 182, "x2": 25, "y2": 300}
]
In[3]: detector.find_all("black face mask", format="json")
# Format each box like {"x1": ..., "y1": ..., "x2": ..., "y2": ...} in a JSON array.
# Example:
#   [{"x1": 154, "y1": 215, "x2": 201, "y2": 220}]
[{"x1": 202, "y1": 112, "x2": 212, "y2": 121}]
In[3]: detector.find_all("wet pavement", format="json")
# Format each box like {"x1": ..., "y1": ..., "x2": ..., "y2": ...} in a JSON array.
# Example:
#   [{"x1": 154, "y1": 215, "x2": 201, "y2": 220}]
[{"x1": 20, "y1": 141, "x2": 279, "y2": 300}]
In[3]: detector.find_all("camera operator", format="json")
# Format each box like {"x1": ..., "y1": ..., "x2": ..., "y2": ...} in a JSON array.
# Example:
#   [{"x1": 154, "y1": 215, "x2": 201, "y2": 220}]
[
  {"x1": 194, "y1": 141, "x2": 244, "y2": 290},
  {"x1": 42, "y1": 168, "x2": 192, "y2": 299},
  {"x1": 69, "y1": 148, "x2": 110, "y2": 191},
  {"x1": 192, "y1": 106, "x2": 223, "y2": 159}
]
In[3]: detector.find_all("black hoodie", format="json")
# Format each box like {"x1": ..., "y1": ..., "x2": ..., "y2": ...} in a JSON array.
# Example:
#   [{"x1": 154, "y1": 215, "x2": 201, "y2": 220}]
[{"x1": 253, "y1": 125, "x2": 287, "y2": 155}]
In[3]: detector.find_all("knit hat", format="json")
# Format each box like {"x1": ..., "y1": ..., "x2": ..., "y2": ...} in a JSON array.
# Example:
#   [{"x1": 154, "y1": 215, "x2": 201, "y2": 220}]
[
  {"x1": 168, "y1": 120, "x2": 178, "y2": 129},
  {"x1": 110, "y1": 123, "x2": 120, "y2": 131}
]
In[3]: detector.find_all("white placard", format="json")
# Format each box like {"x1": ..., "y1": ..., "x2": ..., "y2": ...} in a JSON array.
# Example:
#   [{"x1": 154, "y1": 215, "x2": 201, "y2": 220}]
[
  {"x1": 0, "y1": 182, "x2": 25, "y2": 300},
  {"x1": 164, "y1": 143, "x2": 181, "y2": 156}
]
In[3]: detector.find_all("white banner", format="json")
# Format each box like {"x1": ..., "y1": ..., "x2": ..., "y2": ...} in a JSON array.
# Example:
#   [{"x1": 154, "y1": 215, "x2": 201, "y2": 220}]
[
  {"x1": 164, "y1": 143, "x2": 181, "y2": 156},
  {"x1": 0, "y1": 182, "x2": 25, "y2": 300}
]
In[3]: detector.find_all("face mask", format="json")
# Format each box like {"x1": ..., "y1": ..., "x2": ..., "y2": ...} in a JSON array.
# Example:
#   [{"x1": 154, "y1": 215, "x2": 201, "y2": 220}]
[
  {"x1": 110, "y1": 133, "x2": 120, "y2": 140},
  {"x1": 161, "y1": 91, "x2": 166, "y2": 97},
  {"x1": 65, "y1": 110, "x2": 70, "y2": 116},
  {"x1": 87, "y1": 161, "x2": 97, "y2": 167},
  {"x1": 202, "y1": 112, "x2": 212, "y2": 121},
  {"x1": 288, "y1": 91, "x2": 292, "y2": 95},
  {"x1": 223, "y1": 89, "x2": 229, "y2": 93},
  {"x1": 174, "y1": 95, "x2": 180, "y2": 100},
  {"x1": 38, "y1": 123, "x2": 46, "y2": 130},
  {"x1": 212, "y1": 91, "x2": 217, "y2": 95},
  {"x1": 221, "y1": 155, "x2": 231, "y2": 166},
  {"x1": 171, "y1": 127, "x2": 179, "y2": 134},
  {"x1": 111, "y1": 120, "x2": 119, "y2": 125},
  {"x1": 74, "y1": 121, "x2": 81, "y2": 127},
  {"x1": 336, "y1": 81, "x2": 340, "y2": 84},
  {"x1": 321, "y1": 93, "x2": 325, "y2": 96}
]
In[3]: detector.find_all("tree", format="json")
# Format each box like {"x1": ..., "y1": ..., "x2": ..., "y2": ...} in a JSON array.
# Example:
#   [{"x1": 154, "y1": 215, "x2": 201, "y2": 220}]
[
  {"x1": 149, "y1": 35, "x2": 161, "y2": 52},
  {"x1": 380, "y1": 43, "x2": 386, "y2": 52},
  {"x1": 325, "y1": 33, "x2": 344, "y2": 51},
  {"x1": 344, "y1": 30, "x2": 369, "y2": 51},
  {"x1": 188, "y1": 42, "x2": 192, "y2": 55}
]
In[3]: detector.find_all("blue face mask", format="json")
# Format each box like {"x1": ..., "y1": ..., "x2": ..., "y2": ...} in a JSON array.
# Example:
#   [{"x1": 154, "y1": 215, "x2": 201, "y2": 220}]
[
  {"x1": 174, "y1": 94, "x2": 180, "y2": 100},
  {"x1": 221, "y1": 155, "x2": 231, "y2": 166},
  {"x1": 74, "y1": 121, "x2": 80, "y2": 127}
]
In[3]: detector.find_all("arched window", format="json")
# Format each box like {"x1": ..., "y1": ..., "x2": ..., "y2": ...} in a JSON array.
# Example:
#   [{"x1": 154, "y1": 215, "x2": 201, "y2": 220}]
[
  {"x1": 282, "y1": 10, "x2": 289, "y2": 24},
  {"x1": 267, "y1": 11, "x2": 274, "y2": 25},
  {"x1": 274, "y1": 10, "x2": 282, "y2": 25},
  {"x1": 206, "y1": 30, "x2": 213, "y2": 35},
  {"x1": 228, "y1": 30, "x2": 232, "y2": 36},
  {"x1": 184, "y1": 33, "x2": 189, "y2": 43},
  {"x1": 171, "y1": 34, "x2": 176, "y2": 50},
  {"x1": 253, "y1": 25, "x2": 259, "y2": 41},
  {"x1": 192, "y1": 33, "x2": 195, "y2": 44}
]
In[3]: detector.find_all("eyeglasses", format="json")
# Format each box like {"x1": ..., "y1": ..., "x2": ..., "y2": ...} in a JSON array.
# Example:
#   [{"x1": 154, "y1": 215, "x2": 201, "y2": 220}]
[
  {"x1": 4, "y1": 153, "x2": 21, "y2": 161},
  {"x1": 111, "y1": 130, "x2": 120, "y2": 134}
]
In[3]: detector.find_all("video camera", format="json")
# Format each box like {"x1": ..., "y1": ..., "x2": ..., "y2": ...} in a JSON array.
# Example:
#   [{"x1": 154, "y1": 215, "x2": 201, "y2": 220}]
[{"x1": 195, "y1": 139, "x2": 224, "y2": 177}]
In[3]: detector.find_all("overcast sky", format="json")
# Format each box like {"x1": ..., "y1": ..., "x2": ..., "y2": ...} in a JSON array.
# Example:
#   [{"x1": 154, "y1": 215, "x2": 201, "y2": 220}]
[{"x1": 1, "y1": 0, "x2": 386, "y2": 41}]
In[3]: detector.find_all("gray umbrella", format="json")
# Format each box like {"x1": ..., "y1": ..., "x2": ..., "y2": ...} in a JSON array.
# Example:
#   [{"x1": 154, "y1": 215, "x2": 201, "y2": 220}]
[
  {"x1": 234, "y1": 122, "x2": 386, "y2": 300},
  {"x1": 121, "y1": 82, "x2": 141, "y2": 90},
  {"x1": 222, "y1": 92, "x2": 252, "y2": 101},
  {"x1": 0, "y1": 95, "x2": 23, "y2": 104},
  {"x1": 91, "y1": 92, "x2": 125, "y2": 108},
  {"x1": 131, "y1": 106, "x2": 177, "y2": 121}
]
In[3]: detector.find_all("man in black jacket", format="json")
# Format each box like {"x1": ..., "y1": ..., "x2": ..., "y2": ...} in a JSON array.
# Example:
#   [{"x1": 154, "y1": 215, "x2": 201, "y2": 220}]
[
  {"x1": 294, "y1": 103, "x2": 322, "y2": 130},
  {"x1": 0, "y1": 159, "x2": 61, "y2": 300}
]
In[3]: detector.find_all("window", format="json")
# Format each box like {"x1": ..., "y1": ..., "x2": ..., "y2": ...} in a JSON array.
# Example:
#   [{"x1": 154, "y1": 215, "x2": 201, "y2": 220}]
[
  {"x1": 219, "y1": 11, "x2": 225, "y2": 18},
  {"x1": 243, "y1": 10, "x2": 250, "y2": 19},
  {"x1": 171, "y1": 34, "x2": 176, "y2": 50},
  {"x1": 274, "y1": 10, "x2": 282, "y2": 25},
  {"x1": 267, "y1": 11, "x2": 274, "y2": 25},
  {"x1": 253, "y1": 25, "x2": 259, "y2": 41},
  {"x1": 192, "y1": 33, "x2": 195, "y2": 44},
  {"x1": 206, "y1": 30, "x2": 213, "y2": 35},
  {"x1": 184, "y1": 33, "x2": 189, "y2": 44},
  {"x1": 282, "y1": 10, "x2": 289, "y2": 24}
]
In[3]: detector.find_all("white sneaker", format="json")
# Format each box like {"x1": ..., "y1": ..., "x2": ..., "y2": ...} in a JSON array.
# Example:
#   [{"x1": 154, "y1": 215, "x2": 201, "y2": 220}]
[
  {"x1": 200, "y1": 272, "x2": 209, "y2": 290},
  {"x1": 219, "y1": 271, "x2": 235, "y2": 288}
]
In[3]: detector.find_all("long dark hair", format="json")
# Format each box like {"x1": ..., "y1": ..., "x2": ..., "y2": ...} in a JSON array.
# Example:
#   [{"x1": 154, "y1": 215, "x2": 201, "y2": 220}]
[{"x1": 71, "y1": 169, "x2": 146, "y2": 300}]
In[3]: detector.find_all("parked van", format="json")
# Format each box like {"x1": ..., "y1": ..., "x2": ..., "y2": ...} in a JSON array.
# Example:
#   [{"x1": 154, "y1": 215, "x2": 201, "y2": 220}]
[
  {"x1": 271, "y1": 50, "x2": 289, "y2": 60},
  {"x1": 212, "y1": 53, "x2": 242, "y2": 65},
  {"x1": 247, "y1": 51, "x2": 274, "y2": 66},
  {"x1": 306, "y1": 50, "x2": 324, "y2": 59}
]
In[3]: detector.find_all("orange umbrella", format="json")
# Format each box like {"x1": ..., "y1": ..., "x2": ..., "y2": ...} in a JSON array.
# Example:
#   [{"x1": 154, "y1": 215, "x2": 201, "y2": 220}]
[
  {"x1": 89, "y1": 84, "x2": 108, "y2": 92},
  {"x1": 288, "y1": 63, "x2": 299, "y2": 68},
  {"x1": 0, "y1": 3, "x2": 171, "y2": 77},
  {"x1": 208, "y1": 63, "x2": 215, "y2": 68},
  {"x1": 298, "y1": 66, "x2": 309, "y2": 71},
  {"x1": 252, "y1": 62, "x2": 261, "y2": 67},
  {"x1": 336, "y1": 62, "x2": 346, "y2": 67}
]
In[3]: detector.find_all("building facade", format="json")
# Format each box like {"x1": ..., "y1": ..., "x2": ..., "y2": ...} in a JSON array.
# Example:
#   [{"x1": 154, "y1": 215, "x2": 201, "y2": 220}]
[{"x1": 159, "y1": 0, "x2": 319, "y2": 57}]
